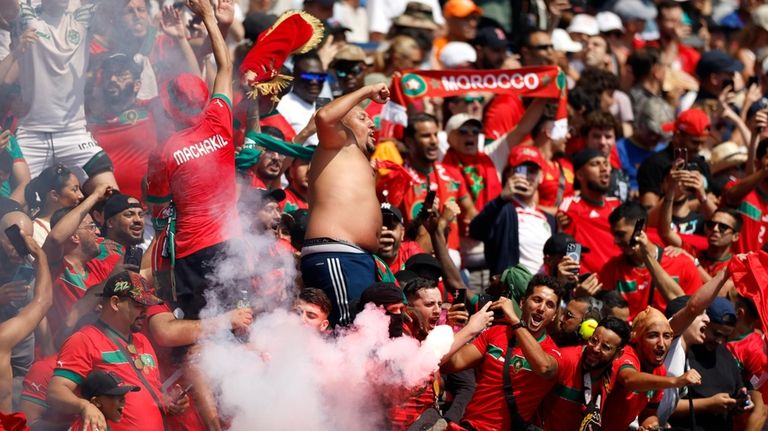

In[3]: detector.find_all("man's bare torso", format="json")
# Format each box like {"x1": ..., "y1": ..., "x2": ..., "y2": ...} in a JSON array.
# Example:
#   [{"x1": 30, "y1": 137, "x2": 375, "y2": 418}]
[{"x1": 306, "y1": 144, "x2": 381, "y2": 252}]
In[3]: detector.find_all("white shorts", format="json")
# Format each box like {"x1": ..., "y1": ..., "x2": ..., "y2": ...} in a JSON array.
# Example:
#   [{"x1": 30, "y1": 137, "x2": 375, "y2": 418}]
[{"x1": 15, "y1": 127, "x2": 112, "y2": 183}]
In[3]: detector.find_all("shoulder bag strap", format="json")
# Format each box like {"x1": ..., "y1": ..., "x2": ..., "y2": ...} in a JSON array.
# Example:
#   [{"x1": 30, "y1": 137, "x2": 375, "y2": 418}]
[
  {"x1": 555, "y1": 161, "x2": 566, "y2": 208},
  {"x1": 503, "y1": 335, "x2": 530, "y2": 431},
  {"x1": 684, "y1": 354, "x2": 696, "y2": 430},
  {"x1": 95, "y1": 322, "x2": 168, "y2": 430}
]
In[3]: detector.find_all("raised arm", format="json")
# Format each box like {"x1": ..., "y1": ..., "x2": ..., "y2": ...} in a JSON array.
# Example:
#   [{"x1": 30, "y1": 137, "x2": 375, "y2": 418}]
[
  {"x1": 0, "y1": 236, "x2": 52, "y2": 350},
  {"x1": 483, "y1": 98, "x2": 549, "y2": 173},
  {"x1": 669, "y1": 268, "x2": 729, "y2": 336},
  {"x1": 618, "y1": 365, "x2": 700, "y2": 392},
  {"x1": 493, "y1": 296, "x2": 558, "y2": 378},
  {"x1": 42, "y1": 185, "x2": 111, "y2": 264},
  {"x1": 635, "y1": 232, "x2": 685, "y2": 301},
  {"x1": 315, "y1": 83, "x2": 389, "y2": 150},
  {"x1": 187, "y1": 0, "x2": 231, "y2": 100}
]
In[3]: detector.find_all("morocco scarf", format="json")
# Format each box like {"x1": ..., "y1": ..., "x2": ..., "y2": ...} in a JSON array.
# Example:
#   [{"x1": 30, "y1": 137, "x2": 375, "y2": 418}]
[{"x1": 380, "y1": 66, "x2": 568, "y2": 140}]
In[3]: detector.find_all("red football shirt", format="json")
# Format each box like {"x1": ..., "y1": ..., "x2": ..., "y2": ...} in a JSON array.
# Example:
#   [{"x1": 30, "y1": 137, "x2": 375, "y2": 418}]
[
  {"x1": 724, "y1": 180, "x2": 768, "y2": 253},
  {"x1": 601, "y1": 345, "x2": 665, "y2": 430},
  {"x1": 147, "y1": 94, "x2": 239, "y2": 258},
  {"x1": 87, "y1": 105, "x2": 158, "y2": 201},
  {"x1": 559, "y1": 196, "x2": 621, "y2": 273},
  {"x1": 599, "y1": 246, "x2": 702, "y2": 319},
  {"x1": 728, "y1": 331, "x2": 768, "y2": 399},
  {"x1": 537, "y1": 157, "x2": 574, "y2": 208},
  {"x1": 54, "y1": 323, "x2": 165, "y2": 431},
  {"x1": 48, "y1": 259, "x2": 102, "y2": 341},
  {"x1": 388, "y1": 240, "x2": 425, "y2": 274},
  {"x1": 544, "y1": 346, "x2": 613, "y2": 431},
  {"x1": 281, "y1": 186, "x2": 308, "y2": 213},
  {"x1": 21, "y1": 355, "x2": 68, "y2": 428},
  {"x1": 397, "y1": 162, "x2": 469, "y2": 250},
  {"x1": 462, "y1": 326, "x2": 560, "y2": 430}
]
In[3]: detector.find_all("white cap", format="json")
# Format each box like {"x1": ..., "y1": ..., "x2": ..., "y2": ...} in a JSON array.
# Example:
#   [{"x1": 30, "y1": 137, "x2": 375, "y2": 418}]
[
  {"x1": 596, "y1": 11, "x2": 625, "y2": 33},
  {"x1": 552, "y1": 28, "x2": 583, "y2": 53},
  {"x1": 439, "y1": 42, "x2": 477, "y2": 69},
  {"x1": 753, "y1": 4, "x2": 768, "y2": 33},
  {"x1": 445, "y1": 113, "x2": 482, "y2": 134},
  {"x1": 567, "y1": 14, "x2": 599, "y2": 36}
]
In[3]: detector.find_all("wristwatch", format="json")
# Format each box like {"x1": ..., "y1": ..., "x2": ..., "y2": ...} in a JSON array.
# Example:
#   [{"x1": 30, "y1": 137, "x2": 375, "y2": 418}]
[{"x1": 510, "y1": 321, "x2": 527, "y2": 330}]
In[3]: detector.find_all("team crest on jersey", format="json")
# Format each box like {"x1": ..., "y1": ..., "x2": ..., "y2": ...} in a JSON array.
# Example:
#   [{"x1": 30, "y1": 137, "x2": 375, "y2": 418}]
[
  {"x1": 67, "y1": 29, "x2": 80, "y2": 45},
  {"x1": 511, "y1": 356, "x2": 525, "y2": 373}
]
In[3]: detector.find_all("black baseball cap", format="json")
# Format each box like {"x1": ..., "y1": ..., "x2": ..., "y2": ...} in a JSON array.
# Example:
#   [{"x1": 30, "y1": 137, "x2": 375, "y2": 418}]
[
  {"x1": 543, "y1": 233, "x2": 590, "y2": 255},
  {"x1": 473, "y1": 26, "x2": 509, "y2": 49},
  {"x1": 103, "y1": 193, "x2": 142, "y2": 221},
  {"x1": 695, "y1": 50, "x2": 744, "y2": 78},
  {"x1": 81, "y1": 371, "x2": 140, "y2": 399},
  {"x1": 381, "y1": 202, "x2": 403, "y2": 225},
  {"x1": 404, "y1": 253, "x2": 442, "y2": 282},
  {"x1": 571, "y1": 148, "x2": 604, "y2": 173}
]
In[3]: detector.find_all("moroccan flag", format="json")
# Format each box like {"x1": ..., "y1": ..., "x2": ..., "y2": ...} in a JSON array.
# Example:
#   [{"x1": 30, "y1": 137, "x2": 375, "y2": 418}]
[
  {"x1": 380, "y1": 66, "x2": 568, "y2": 140},
  {"x1": 730, "y1": 252, "x2": 768, "y2": 333}
]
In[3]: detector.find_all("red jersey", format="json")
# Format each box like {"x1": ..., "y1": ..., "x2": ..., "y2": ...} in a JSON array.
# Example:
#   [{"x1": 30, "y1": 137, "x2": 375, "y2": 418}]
[
  {"x1": 85, "y1": 239, "x2": 124, "y2": 286},
  {"x1": 462, "y1": 326, "x2": 560, "y2": 430},
  {"x1": 87, "y1": 105, "x2": 158, "y2": 201},
  {"x1": 147, "y1": 94, "x2": 239, "y2": 258},
  {"x1": 388, "y1": 241, "x2": 425, "y2": 274},
  {"x1": 442, "y1": 150, "x2": 502, "y2": 212},
  {"x1": 696, "y1": 251, "x2": 732, "y2": 277},
  {"x1": 728, "y1": 331, "x2": 768, "y2": 398},
  {"x1": 559, "y1": 196, "x2": 621, "y2": 273},
  {"x1": 281, "y1": 186, "x2": 308, "y2": 213},
  {"x1": 398, "y1": 162, "x2": 469, "y2": 250},
  {"x1": 21, "y1": 355, "x2": 73, "y2": 429},
  {"x1": 602, "y1": 345, "x2": 665, "y2": 431},
  {"x1": 538, "y1": 157, "x2": 574, "y2": 208},
  {"x1": 599, "y1": 246, "x2": 702, "y2": 319},
  {"x1": 48, "y1": 260, "x2": 102, "y2": 341},
  {"x1": 54, "y1": 323, "x2": 165, "y2": 431},
  {"x1": 724, "y1": 180, "x2": 768, "y2": 253},
  {"x1": 482, "y1": 94, "x2": 525, "y2": 141},
  {"x1": 544, "y1": 346, "x2": 613, "y2": 431}
]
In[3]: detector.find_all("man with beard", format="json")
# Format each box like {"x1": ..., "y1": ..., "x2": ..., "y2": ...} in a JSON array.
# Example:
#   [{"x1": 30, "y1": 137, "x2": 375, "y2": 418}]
[
  {"x1": 282, "y1": 157, "x2": 310, "y2": 212},
  {"x1": 442, "y1": 275, "x2": 564, "y2": 431},
  {"x1": 394, "y1": 113, "x2": 475, "y2": 269},
  {"x1": 300, "y1": 83, "x2": 390, "y2": 326},
  {"x1": 85, "y1": 193, "x2": 146, "y2": 283},
  {"x1": 601, "y1": 306, "x2": 702, "y2": 430},
  {"x1": 558, "y1": 148, "x2": 620, "y2": 273},
  {"x1": 669, "y1": 298, "x2": 753, "y2": 431},
  {"x1": 88, "y1": 54, "x2": 158, "y2": 201},
  {"x1": 472, "y1": 26, "x2": 509, "y2": 70},
  {"x1": 599, "y1": 202, "x2": 701, "y2": 319},
  {"x1": 377, "y1": 203, "x2": 423, "y2": 274},
  {"x1": 554, "y1": 296, "x2": 604, "y2": 347},
  {"x1": 247, "y1": 147, "x2": 284, "y2": 190},
  {"x1": 47, "y1": 271, "x2": 188, "y2": 431},
  {"x1": 43, "y1": 185, "x2": 113, "y2": 341},
  {"x1": 543, "y1": 317, "x2": 631, "y2": 431},
  {"x1": 276, "y1": 52, "x2": 326, "y2": 146}
]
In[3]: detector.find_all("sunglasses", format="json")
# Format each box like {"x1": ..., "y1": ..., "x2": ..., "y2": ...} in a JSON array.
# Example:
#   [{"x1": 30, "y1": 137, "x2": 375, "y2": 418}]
[
  {"x1": 705, "y1": 221, "x2": 734, "y2": 232},
  {"x1": 335, "y1": 64, "x2": 364, "y2": 79},
  {"x1": 463, "y1": 96, "x2": 484, "y2": 103},
  {"x1": 458, "y1": 127, "x2": 481, "y2": 136},
  {"x1": 299, "y1": 72, "x2": 327, "y2": 82}
]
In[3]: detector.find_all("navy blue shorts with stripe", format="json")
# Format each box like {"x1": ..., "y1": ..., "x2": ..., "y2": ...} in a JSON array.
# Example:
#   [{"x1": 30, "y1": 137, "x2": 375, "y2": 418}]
[{"x1": 300, "y1": 251, "x2": 376, "y2": 326}]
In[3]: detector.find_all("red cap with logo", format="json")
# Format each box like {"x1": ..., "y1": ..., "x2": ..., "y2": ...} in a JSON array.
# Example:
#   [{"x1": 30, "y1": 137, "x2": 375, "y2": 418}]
[
  {"x1": 508, "y1": 145, "x2": 545, "y2": 168},
  {"x1": 662, "y1": 108, "x2": 711, "y2": 137}
]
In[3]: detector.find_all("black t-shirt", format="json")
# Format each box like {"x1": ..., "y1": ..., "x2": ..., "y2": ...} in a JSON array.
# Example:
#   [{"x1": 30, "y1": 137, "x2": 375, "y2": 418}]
[
  {"x1": 672, "y1": 210, "x2": 705, "y2": 235},
  {"x1": 670, "y1": 344, "x2": 744, "y2": 431},
  {"x1": 637, "y1": 146, "x2": 713, "y2": 197}
]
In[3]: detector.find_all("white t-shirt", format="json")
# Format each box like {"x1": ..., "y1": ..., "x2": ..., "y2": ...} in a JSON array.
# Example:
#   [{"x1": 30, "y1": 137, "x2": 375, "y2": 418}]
[
  {"x1": 366, "y1": 0, "x2": 444, "y2": 35},
  {"x1": 658, "y1": 335, "x2": 686, "y2": 425},
  {"x1": 16, "y1": 2, "x2": 95, "y2": 132},
  {"x1": 276, "y1": 91, "x2": 318, "y2": 146},
  {"x1": 515, "y1": 200, "x2": 551, "y2": 274}
]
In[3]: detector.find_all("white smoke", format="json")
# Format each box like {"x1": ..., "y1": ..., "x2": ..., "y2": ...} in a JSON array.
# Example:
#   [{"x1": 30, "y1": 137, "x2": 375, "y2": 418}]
[{"x1": 194, "y1": 203, "x2": 455, "y2": 430}]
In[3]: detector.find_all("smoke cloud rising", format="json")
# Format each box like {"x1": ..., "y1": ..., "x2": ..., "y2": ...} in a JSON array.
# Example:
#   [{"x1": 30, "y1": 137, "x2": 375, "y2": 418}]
[{"x1": 195, "y1": 201, "x2": 454, "y2": 430}]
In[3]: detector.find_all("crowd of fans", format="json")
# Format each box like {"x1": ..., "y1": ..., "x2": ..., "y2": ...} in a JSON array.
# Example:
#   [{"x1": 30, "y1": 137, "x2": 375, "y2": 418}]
[{"x1": 0, "y1": 0, "x2": 767, "y2": 429}]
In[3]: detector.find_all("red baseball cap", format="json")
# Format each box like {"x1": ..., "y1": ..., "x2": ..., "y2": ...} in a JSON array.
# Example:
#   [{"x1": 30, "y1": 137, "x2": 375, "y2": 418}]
[
  {"x1": 662, "y1": 108, "x2": 711, "y2": 137},
  {"x1": 159, "y1": 73, "x2": 209, "y2": 128},
  {"x1": 508, "y1": 145, "x2": 545, "y2": 168}
]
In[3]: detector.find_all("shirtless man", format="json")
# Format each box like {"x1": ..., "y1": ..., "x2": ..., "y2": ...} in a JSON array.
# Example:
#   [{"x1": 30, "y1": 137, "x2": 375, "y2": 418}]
[{"x1": 300, "y1": 83, "x2": 390, "y2": 326}]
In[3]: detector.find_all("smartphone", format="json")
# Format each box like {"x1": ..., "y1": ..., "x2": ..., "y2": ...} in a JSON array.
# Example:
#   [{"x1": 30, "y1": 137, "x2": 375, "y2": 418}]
[
  {"x1": 565, "y1": 242, "x2": 581, "y2": 274},
  {"x1": 123, "y1": 246, "x2": 143, "y2": 267},
  {"x1": 674, "y1": 147, "x2": 688, "y2": 165},
  {"x1": 629, "y1": 218, "x2": 646, "y2": 247},
  {"x1": 748, "y1": 76, "x2": 760, "y2": 88},
  {"x1": 419, "y1": 190, "x2": 437, "y2": 219},
  {"x1": 12, "y1": 265, "x2": 35, "y2": 284},
  {"x1": 315, "y1": 97, "x2": 331, "y2": 108},
  {"x1": 5, "y1": 225, "x2": 29, "y2": 259},
  {"x1": 382, "y1": 212, "x2": 397, "y2": 230},
  {"x1": 453, "y1": 289, "x2": 466, "y2": 305},
  {"x1": 722, "y1": 78, "x2": 735, "y2": 91},
  {"x1": 514, "y1": 165, "x2": 528, "y2": 177}
]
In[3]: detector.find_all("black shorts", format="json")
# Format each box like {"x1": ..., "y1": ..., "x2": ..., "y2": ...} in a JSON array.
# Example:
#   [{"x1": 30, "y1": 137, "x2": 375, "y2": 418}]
[{"x1": 174, "y1": 241, "x2": 230, "y2": 320}]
